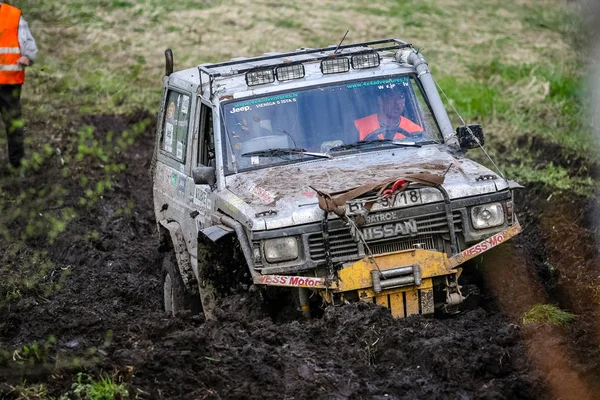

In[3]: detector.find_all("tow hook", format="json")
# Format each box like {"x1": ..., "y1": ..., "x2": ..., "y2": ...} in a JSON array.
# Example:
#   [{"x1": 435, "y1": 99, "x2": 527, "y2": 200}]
[{"x1": 442, "y1": 276, "x2": 464, "y2": 314}]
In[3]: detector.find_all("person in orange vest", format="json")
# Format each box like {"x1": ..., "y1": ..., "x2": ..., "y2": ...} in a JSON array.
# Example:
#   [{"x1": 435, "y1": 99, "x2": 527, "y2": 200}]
[
  {"x1": 354, "y1": 89, "x2": 422, "y2": 141},
  {"x1": 0, "y1": 2, "x2": 37, "y2": 169}
]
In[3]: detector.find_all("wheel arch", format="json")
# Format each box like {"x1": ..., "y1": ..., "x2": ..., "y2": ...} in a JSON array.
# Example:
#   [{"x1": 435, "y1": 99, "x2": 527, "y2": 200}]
[{"x1": 158, "y1": 220, "x2": 199, "y2": 294}]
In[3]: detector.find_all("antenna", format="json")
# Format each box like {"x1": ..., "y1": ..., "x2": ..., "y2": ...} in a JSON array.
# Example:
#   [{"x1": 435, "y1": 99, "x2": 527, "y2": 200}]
[{"x1": 334, "y1": 30, "x2": 349, "y2": 54}]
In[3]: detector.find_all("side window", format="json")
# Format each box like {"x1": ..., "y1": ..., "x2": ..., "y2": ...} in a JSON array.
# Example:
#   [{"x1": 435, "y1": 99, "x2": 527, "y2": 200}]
[
  {"x1": 198, "y1": 103, "x2": 215, "y2": 167},
  {"x1": 161, "y1": 90, "x2": 191, "y2": 162}
]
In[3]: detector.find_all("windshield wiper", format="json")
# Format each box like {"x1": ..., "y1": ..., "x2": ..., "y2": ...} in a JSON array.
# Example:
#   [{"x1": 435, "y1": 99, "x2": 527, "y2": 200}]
[
  {"x1": 329, "y1": 139, "x2": 421, "y2": 152},
  {"x1": 241, "y1": 147, "x2": 331, "y2": 159}
]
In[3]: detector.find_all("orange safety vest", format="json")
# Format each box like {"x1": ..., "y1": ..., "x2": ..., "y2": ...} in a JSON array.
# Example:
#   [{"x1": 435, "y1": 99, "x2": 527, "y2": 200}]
[
  {"x1": 354, "y1": 114, "x2": 423, "y2": 141},
  {"x1": 0, "y1": 3, "x2": 25, "y2": 85}
]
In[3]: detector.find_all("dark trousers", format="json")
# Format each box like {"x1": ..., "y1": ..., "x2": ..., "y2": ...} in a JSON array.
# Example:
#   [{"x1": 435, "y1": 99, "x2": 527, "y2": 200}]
[{"x1": 0, "y1": 84, "x2": 24, "y2": 168}]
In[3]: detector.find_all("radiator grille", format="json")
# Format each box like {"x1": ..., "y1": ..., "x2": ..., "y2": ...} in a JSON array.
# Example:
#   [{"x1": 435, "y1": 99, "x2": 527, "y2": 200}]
[
  {"x1": 369, "y1": 235, "x2": 437, "y2": 254},
  {"x1": 308, "y1": 227, "x2": 358, "y2": 261},
  {"x1": 308, "y1": 210, "x2": 462, "y2": 263}
]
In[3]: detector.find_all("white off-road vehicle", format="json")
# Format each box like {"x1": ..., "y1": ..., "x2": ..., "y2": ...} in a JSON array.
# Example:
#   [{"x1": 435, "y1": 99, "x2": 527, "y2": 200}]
[{"x1": 151, "y1": 39, "x2": 522, "y2": 318}]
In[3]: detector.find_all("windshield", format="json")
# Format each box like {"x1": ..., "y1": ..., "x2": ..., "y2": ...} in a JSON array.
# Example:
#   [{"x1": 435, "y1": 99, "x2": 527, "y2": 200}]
[{"x1": 220, "y1": 75, "x2": 443, "y2": 172}]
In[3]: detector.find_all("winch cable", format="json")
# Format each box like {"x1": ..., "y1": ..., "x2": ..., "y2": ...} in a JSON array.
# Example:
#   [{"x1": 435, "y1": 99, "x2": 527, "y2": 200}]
[
  {"x1": 312, "y1": 175, "x2": 445, "y2": 281},
  {"x1": 344, "y1": 179, "x2": 417, "y2": 278},
  {"x1": 431, "y1": 74, "x2": 507, "y2": 181},
  {"x1": 345, "y1": 216, "x2": 384, "y2": 277},
  {"x1": 321, "y1": 211, "x2": 334, "y2": 277}
]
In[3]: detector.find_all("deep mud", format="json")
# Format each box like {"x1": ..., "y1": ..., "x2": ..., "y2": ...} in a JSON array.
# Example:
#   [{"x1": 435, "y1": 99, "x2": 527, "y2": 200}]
[{"x1": 0, "y1": 114, "x2": 598, "y2": 399}]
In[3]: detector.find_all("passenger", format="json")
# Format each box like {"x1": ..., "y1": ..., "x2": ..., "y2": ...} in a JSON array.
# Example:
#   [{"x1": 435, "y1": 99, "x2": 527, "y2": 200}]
[{"x1": 354, "y1": 89, "x2": 422, "y2": 141}]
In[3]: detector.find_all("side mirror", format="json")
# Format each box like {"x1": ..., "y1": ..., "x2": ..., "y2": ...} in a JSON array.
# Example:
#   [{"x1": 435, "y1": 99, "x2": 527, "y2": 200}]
[
  {"x1": 192, "y1": 166, "x2": 216, "y2": 186},
  {"x1": 456, "y1": 124, "x2": 484, "y2": 149}
]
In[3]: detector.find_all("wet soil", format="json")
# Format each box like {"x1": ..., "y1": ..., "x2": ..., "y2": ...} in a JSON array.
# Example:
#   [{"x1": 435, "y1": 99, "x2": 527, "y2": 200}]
[{"x1": 0, "y1": 114, "x2": 598, "y2": 399}]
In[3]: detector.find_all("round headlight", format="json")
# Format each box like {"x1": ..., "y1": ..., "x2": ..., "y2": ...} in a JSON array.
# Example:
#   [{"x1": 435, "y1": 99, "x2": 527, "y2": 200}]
[
  {"x1": 263, "y1": 237, "x2": 299, "y2": 263},
  {"x1": 471, "y1": 203, "x2": 504, "y2": 229}
]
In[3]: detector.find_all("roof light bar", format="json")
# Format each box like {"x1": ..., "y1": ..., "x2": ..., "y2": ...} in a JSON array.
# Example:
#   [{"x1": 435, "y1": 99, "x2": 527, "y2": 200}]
[
  {"x1": 321, "y1": 57, "x2": 350, "y2": 75},
  {"x1": 351, "y1": 52, "x2": 380, "y2": 69},
  {"x1": 246, "y1": 68, "x2": 275, "y2": 86},
  {"x1": 276, "y1": 64, "x2": 305, "y2": 81}
]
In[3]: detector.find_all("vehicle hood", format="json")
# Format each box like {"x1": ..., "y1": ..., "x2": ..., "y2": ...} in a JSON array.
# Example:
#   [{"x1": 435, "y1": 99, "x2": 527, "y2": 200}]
[{"x1": 222, "y1": 146, "x2": 510, "y2": 230}]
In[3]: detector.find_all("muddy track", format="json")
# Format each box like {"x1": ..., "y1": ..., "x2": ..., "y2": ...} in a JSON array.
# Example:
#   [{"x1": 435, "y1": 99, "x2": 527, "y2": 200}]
[{"x1": 1, "y1": 113, "x2": 599, "y2": 399}]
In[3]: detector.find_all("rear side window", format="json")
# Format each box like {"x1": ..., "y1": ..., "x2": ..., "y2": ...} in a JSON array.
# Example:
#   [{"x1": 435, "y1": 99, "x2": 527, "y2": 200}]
[{"x1": 162, "y1": 90, "x2": 191, "y2": 162}]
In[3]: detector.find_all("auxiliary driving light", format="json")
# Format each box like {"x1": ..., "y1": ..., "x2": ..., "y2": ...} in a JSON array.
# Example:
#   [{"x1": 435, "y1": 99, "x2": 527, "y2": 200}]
[
  {"x1": 351, "y1": 52, "x2": 380, "y2": 69},
  {"x1": 276, "y1": 64, "x2": 305, "y2": 81},
  {"x1": 320, "y1": 57, "x2": 350, "y2": 74},
  {"x1": 246, "y1": 68, "x2": 276, "y2": 86},
  {"x1": 471, "y1": 203, "x2": 504, "y2": 229}
]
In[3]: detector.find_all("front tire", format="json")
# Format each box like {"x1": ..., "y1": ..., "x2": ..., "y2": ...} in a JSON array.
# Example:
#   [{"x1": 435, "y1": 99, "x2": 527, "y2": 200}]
[{"x1": 162, "y1": 251, "x2": 201, "y2": 316}]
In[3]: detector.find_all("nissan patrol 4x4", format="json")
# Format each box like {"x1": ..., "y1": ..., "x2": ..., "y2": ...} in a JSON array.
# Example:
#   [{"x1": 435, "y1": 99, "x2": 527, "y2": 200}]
[{"x1": 151, "y1": 39, "x2": 522, "y2": 319}]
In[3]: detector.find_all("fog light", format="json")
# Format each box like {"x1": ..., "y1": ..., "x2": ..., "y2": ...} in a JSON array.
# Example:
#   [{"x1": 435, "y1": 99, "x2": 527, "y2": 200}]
[
  {"x1": 246, "y1": 68, "x2": 275, "y2": 86},
  {"x1": 264, "y1": 237, "x2": 299, "y2": 263},
  {"x1": 321, "y1": 57, "x2": 350, "y2": 74},
  {"x1": 351, "y1": 52, "x2": 380, "y2": 69},
  {"x1": 276, "y1": 64, "x2": 305, "y2": 81},
  {"x1": 471, "y1": 203, "x2": 504, "y2": 229}
]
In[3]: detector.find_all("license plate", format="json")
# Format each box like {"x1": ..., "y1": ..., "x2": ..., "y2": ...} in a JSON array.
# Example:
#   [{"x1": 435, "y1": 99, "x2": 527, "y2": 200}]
[{"x1": 347, "y1": 189, "x2": 423, "y2": 214}]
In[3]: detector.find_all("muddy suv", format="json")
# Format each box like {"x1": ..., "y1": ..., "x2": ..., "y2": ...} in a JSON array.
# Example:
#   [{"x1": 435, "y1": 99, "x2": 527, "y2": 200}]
[{"x1": 151, "y1": 39, "x2": 522, "y2": 319}]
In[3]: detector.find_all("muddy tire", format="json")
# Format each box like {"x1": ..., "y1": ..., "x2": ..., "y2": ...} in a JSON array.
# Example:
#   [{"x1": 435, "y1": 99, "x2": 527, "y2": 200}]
[
  {"x1": 162, "y1": 251, "x2": 201, "y2": 316},
  {"x1": 197, "y1": 238, "x2": 253, "y2": 320}
]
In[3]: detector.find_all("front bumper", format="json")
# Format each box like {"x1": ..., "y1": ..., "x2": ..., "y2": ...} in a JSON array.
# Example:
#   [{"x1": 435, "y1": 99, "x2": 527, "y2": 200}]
[{"x1": 253, "y1": 223, "x2": 522, "y2": 316}]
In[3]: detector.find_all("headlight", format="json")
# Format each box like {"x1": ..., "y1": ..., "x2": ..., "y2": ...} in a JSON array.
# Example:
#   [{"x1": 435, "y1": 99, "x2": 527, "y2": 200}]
[
  {"x1": 471, "y1": 203, "x2": 504, "y2": 229},
  {"x1": 263, "y1": 237, "x2": 299, "y2": 263}
]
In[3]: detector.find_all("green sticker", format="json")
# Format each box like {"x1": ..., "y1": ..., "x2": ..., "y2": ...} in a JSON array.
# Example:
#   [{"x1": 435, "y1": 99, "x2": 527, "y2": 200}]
[
  {"x1": 234, "y1": 93, "x2": 299, "y2": 108},
  {"x1": 347, "y1": 77, "x2": 409, "y2": 89}
]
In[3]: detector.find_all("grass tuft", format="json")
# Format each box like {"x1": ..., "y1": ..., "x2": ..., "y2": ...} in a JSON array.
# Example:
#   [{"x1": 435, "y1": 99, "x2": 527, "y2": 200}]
[
  {"x1": 522, "y1": 303, "x2": 577, "y2": 326},
  {"x1": 72, "y1": 373, "x2": 129, "y2": 400}
]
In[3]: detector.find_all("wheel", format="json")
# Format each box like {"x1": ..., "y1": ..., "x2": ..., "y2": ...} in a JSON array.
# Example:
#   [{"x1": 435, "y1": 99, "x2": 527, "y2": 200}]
[
  {"x1": 162, "y1": 250, "x2": 202, "y2": 316},
  {"x1": 196, "y1": 237, "x2": 253, "y2": 320}
]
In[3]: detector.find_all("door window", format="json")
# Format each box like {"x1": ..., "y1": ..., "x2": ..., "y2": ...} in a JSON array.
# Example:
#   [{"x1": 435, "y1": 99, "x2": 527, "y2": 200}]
[
  {"x1": 198, "y1": 103, "x2": 215, "y2": 167},
  {"x1": 162, "y1": 90, "x2": 191, "y2": 162}
]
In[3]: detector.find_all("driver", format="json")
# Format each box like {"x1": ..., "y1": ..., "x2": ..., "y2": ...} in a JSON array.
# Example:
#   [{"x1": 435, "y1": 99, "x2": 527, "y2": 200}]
[{"x1": 354, "y1": 89, "x2": 423, "y2": 141}]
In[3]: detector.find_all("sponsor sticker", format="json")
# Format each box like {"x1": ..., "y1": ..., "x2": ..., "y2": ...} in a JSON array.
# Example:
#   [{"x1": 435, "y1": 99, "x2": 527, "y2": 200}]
[
  {"x1": 177, "y1": 177, "x2": 186, "y2": 196},
  {"x1": 166, "y1": 102, "x2": 176, "y2": 120},
  {"x1": 170, "y1": 172, "x2": 178, "y2": 187},
  {"x1": 164, "y1": 123, "x2": 174, "y2": 152},
  {"x1": 459, "y1": 232, "x2": 506, "y2": 258},
  {"x1": 176, "y1": 141, "x2": 183, "y2": 159},
  {"x1": 255, "y1": 275, "x2": 326, "y2": 288},
  {"x1": 250, "y1": 185, "x2": 275, "y2": 204},
  {"x1": 181, "y1": 96, "x2": 189, "y2": 114}
]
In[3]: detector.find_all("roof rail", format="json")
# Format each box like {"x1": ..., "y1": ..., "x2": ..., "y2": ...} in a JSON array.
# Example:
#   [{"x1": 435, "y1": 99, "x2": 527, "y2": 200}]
[{"x1": 197, "y1": 38, "x2": 412, "y2": 97}]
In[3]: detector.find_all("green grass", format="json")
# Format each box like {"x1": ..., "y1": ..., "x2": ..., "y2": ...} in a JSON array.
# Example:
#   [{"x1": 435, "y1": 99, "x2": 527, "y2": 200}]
[
  {"x1": 355, "y1": 0, "x2": 445, "y2": 18},
  {"x1": 71, "y1": 373, "x2": 129, "y2": 400},
  {"x1": 4, "y1": 373, "x2": 129, "y2": 400},
  {"x1": 522, "y1": 303, "x2": 577, "y2": 326},
  {"x1": 435, "y1": 76, "x2": 510, "y2": 121},
  {"x1": 505, "y1": 163, "x2": 596, "y2": 196},
  {"x1": 275, "y1": 18, "x2": 303, "y2": 29}
]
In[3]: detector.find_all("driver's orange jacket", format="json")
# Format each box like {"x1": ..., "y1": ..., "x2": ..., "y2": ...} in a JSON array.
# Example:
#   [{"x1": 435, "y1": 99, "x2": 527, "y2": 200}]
[
  {"x1": 0, "y1": 3, "x2": 25, "y2": 85},
  {"x1": 354, "y1": 114, "x2": 423, "y2": 140}
]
